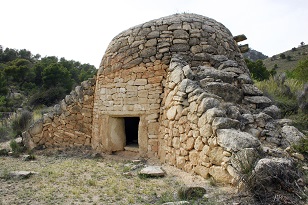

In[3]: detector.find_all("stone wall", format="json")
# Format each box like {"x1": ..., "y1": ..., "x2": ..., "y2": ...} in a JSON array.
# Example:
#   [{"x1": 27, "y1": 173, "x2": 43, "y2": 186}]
[
  {"x1": 92, "y1": 61, "x2": 167, "y2": 157},
  {"x1": 158, "y1": 55, "x2": 304, "y2": 184},
  {"x1": 23, "y1": 78, "x2": 96, "y2": 149}
]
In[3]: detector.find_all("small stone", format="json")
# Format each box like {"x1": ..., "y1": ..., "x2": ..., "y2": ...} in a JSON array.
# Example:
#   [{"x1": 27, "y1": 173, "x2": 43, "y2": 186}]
[
  {"x1": 291, "y1": 152, "x2": 304, "y2": 161},
  {"x1": 22, "y1": 154, "x2": 36, "y2": 161},
  {"x1": 9, "y1": 171, "x2": 38, "y2": 179},
  {"x1": 162, "y1": 201, "x2": 190, "y2": 205},
  {"x1": 123, "y1": 172, "x2": 133, "y2": 177},
  {"x1": 132, "y1": 159, "x2": 142, "y2": 164},
  {"x1": 139, "y1": 166, "x2": 165, "y2": 177}
]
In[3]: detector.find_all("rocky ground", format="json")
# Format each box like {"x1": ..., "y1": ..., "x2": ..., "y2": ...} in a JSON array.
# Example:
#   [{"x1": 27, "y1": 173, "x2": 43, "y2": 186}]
[{"x1": 0, "y1": 145, "x2": 258, "y2": 205}]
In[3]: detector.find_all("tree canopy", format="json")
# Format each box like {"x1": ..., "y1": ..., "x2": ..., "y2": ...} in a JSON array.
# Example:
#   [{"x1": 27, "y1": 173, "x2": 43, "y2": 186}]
[
  {"x1": 0, "y1": 45, "x2": 97, "y2": 111},
  {"x1": 287, "y1": 58, "x2": 308, "y2": 82},
  {"x1": 245, "y1": 59, "x2": 274, "y2": 81}
]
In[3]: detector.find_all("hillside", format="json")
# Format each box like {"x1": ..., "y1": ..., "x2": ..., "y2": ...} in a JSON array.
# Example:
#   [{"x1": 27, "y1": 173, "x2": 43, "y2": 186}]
[
  {"x1": 0, "y1": 46, "x2": 97, "y2": 112},
  {"x1": 263, "y1": 44, "x2": 308, "y2": 73},
  {"x1": 243, "y1": 48, "x2": 268, "y2": 61}
]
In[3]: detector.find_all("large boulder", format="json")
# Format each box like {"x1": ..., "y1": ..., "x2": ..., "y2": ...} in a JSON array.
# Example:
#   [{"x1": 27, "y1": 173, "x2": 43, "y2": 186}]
[
  {"x1": 230, "y1": 148, "x2": 261, "y2": 173},
  {"x1": 202, "y1": 82, "x2": 242, "y2": 103},
  {"x1": 216, "y1": 129, "x2": 261, "y2": 152},
  {"x1": 281, "y1": 125, "x2": 305, "y2": 147}
]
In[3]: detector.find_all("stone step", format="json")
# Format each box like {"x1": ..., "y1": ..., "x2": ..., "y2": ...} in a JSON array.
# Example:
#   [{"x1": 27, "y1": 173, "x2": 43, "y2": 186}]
[{"x1": 124, "y1": 145, "x2": 139, "y2": 152}]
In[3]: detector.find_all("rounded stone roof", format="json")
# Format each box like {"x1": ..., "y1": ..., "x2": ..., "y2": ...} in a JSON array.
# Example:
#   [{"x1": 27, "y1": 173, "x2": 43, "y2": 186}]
[{"x1": 98, "y1": 13, "x2": 245, "y2": 75}]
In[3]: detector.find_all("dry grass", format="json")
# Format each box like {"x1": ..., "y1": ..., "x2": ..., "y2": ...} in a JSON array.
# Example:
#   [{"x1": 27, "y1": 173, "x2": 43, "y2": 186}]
[
  {"x1": 0, "y1": 148, "x2": 238, "y2": 205},
  {"x1": 0, "y1": 154, "x2": 179, "y2": 204},
  {"x1": 0, "y1": 147, "x2": 258, "y2": 205}
]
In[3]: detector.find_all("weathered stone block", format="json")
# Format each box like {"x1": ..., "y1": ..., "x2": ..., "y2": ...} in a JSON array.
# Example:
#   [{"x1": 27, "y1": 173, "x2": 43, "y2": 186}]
[
  {"x1": 185, "y1": 138, "x2": 195, "y2": 151},
  {"x1": 209, "y1": 166, "x2": 233, "y2": 183},
  {"x1": 170, "y1": 44, "x2": 190, "y2": 52},
  {"x1": 134, "y1": 79, "x2": 147, "y2": 86},
  {"x1": 193, "y1": 165, "x2": 210, "y2": 178},
  {"x1": 217, "y1": 129, "x2": 261, "y2": 152},
  {"x1": 203, "y1": 82, "x2": 242, "y2": 103}
]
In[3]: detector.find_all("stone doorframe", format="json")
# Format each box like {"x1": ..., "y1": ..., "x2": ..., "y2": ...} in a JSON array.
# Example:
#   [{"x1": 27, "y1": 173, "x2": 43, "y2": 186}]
[{"x1": 100, "y1": 111, "x2": 148, "y2": 157}]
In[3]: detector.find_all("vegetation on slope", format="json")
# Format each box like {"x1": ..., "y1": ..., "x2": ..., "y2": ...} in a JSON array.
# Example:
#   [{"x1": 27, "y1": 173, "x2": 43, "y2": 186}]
[
  {"x1": 245, "y1": 44, "x2": 308, "y2": 134},
  {"x1": 0, "y1": 45, "x2": 97, "y2": 112},
  {"x1": 263, "y1": 43, "x2": 308, "y2": 73},
  {"x1": 0, "y1": 45, "x2": 97, "y2": 141},
  {"x1": 243, "y1": 48, "x2": 268, "y2": 61}
]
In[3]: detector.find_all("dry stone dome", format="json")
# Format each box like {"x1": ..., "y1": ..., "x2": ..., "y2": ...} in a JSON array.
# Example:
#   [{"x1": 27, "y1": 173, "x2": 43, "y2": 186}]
[
  {"x1": 98, "y1": 13, "x2": 247, "y2": 75},
  {"x1": 23, "y1": 13, "x2": 305, "y2": 185}
]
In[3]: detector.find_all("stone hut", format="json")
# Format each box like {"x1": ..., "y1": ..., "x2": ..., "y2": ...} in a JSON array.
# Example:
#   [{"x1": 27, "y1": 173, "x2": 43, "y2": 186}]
[{"x1": 23, "y1": 13, "x2": 305, "y2": 184}]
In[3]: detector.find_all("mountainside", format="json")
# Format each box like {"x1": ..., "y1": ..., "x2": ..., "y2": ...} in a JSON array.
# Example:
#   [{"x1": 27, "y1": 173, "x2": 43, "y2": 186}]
[
  {"x1": 263, "y1": 44, "x2": 308, "y2": 73},
  {"x1": 243, "y1": 49, "x2": 268, "y2": 61}
]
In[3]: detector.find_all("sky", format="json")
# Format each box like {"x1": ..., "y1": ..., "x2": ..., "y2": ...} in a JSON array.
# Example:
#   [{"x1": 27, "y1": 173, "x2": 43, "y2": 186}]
[{"x1": 1, "y1": 0, "x2": 307, "y2": 67}]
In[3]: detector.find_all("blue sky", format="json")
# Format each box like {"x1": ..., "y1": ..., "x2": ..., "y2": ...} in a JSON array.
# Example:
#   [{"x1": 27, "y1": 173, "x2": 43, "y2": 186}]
[{"x1": 1, "y1": 0, "x2": 307, "y2": 67}]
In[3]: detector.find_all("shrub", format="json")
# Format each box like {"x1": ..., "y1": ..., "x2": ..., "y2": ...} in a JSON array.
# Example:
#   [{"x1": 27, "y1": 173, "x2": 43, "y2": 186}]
[
  {"x1": 0, "y1": 148, "x2": 9, "y2": 156},
  {"x1": 292, "y1": 137, "x2": 308, "y2": 156},
  {"x1": 245, "y1": 59, "x2": 270, "y2": 81},
  {"x1": 177, "y1": 186, "x2": 206, "y2": 200},
  {"x1": 29, "y1": 86, "x2": 66, "y2": 107},
  {"x1": 0, "y1": 125, "x2": 11, "y2": 142},
  {"x1": 255, "y1": 76, "x2": 301, "y2": 116},
  {"x1": 280, "y1": 53, "x2": 286, "y2": 59},
  {"x1": 289, "y1": 112, "x2": 308, "y2": 134},
  {"x1": 11, "y1": 110, "x2": 33, "y2": 137},
  {"x1": 10, "y1": 139, "x2": 24, "y2": 156},
  {"x1": 247, "y1": 159, "x2": 302, "y2": 205},
  {"x1": 287, "y1": 58, "x2": 308, "y2": 82},
  {"x1": 297, "y1": 84, "x2": 308, "y2": 114},
  {"x1": 286, "y1": 55, "x2": 292, "y2": 61}
]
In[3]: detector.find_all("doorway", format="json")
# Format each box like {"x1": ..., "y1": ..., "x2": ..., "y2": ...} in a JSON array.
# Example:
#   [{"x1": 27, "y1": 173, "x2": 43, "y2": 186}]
[{"x1": 124, "y1": 117, "x2": 140, "y2": 147}]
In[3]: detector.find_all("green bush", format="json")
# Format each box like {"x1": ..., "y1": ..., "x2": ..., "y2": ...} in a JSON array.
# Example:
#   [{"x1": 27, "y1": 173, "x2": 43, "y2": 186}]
[
  {"x1": 29, "y1": 86, "x2": 66, "y2": 107},
  {"x1": 10, "y1": 139, "x2": 24, "y2": 156},
  {"x1": 289, "y1": 112, "x2": 308, "y2": 133},
  {"x1": 286, "y1": 55, "x2": 292, "y2": 61},
  {"x1": 11, "y1": 110, "x2": 33, "y2": 137},
  {"x1": 255, "y1": 77, "x2": 302, "y2": 116},
  {"x1": 0, "y1": 125, "x2": 11, "y2": 142},
  {"x1": 177, "y1": 186, "x2": 206, "y2": 200},
  {"x1": 280, "y1": 53, "x2": 286, "y2": 59},
  {"x1": 245, "y1": 59, "x2": 270, "y2": 81},
  {"x1": 287, "y1": 58, "x2": 308, "y2": 82},
  {"x1": 292, "y1": 137, "x2": 308, "y2": 155}
]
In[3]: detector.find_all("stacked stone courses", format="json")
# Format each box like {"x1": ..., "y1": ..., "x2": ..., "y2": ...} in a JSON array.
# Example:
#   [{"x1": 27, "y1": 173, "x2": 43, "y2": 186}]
[
  {"x1": 99, "y1": 13, "x2": 246, "y2": 75},
  {"x1": 23, "y1": 13, "x2": 305, "y2": 184},
  {"x1": 23, "y1": 78, "x2": 96, "y2": 148}
]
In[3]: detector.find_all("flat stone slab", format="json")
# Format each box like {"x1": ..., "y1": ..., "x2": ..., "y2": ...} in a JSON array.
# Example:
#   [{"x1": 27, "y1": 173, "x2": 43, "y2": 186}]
[
  {"x1": 9, "y1": 171, "x2": 38, "y2": 179},
  {"x1": 139, "y1": 166, "x2": 165, "y2": 177},
  {"x1": 162, "y1": 201, "x2": 190, "y2": 205}
]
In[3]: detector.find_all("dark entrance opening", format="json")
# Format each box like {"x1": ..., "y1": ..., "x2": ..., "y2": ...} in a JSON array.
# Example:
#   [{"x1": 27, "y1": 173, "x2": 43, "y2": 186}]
[{"x1": 124, "y1": 117, "x2": 139, "y2": 146}]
